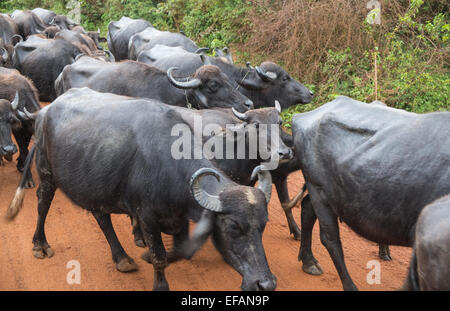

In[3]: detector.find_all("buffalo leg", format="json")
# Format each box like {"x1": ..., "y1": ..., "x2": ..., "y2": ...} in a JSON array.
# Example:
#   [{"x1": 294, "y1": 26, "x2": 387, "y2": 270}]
[
  {"x1": 12, "y1": 129, "x2": 34, "y2": 188},
  {"x1": 298, "y1": 194, "x2": 322, "y2": 275},
  {"x1": 276, "y1": 178, "x2": 302, "y2": 240},
  {"x1": 378, "y1": 244, "x2": 392, "y2": 261},
  {"x1": 32, "y1": 177, "x2": 56, "y2": 259},
  {"x1": 130, "y1": 216, "x2": 146, "y2": 247},
  {"x1": 314, "y1": 201, "x2": 358, "y2": 291},
  {"x1": 93, "y1": 212, "x2": 138, "y2": 272},
  {"x1": 138, "y1": 212, "x2": 169, "y2": 291},
  {"x1": 141, "y1": 220, "x2": 190, "y2": 264}
]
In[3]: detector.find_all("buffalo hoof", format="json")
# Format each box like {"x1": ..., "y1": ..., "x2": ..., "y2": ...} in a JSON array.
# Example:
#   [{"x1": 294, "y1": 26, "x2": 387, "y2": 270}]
[
  {"x1": 134, "y1": 239, "x2": 146, "y2": 248},
  {"x1": 378, "y1": 245, "x2": 392, "y2": 261},
  {"x1": 302, "y1": 262, "x2": 323, "y2": 275},
  {"x1": 291, "y1": 228, "x2": 302, "y2": 241},
  {"x1": 116, "y1": 257, "x2": 138, "y2": 272},
  {"x1": 32, "y1": 244, "x2": 54, "y2": 259},
  {"x1": 141, "y1": 250, "x2": 152, "y2": 264},
  {"x1": 379, "y1": 252, "x2": 392, "y2": 261},
  {"x1": 153, "y1": 281, "x2": 169, "y2": 291}
]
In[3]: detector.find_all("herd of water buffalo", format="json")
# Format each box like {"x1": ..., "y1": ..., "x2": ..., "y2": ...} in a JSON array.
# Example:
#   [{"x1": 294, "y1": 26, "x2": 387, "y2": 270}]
[{"x1": 0, "y1": 8, "x2": 449, "y2": 291}]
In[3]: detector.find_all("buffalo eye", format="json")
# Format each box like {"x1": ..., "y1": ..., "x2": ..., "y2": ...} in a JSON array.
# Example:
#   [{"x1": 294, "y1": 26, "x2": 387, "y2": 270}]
[{"x1": 208, "y1": 80, "x2": 219, "y2": 91}]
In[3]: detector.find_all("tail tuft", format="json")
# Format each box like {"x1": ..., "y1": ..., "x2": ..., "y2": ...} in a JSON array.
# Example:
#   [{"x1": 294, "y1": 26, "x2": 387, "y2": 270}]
[{"x1": 5, "y1": 187, "x2": 25, "y2": 221}]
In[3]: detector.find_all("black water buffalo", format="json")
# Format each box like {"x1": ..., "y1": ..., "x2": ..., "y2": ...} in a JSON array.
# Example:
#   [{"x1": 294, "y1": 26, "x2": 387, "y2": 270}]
[
  {"x1": 0, "y1": 14, "x2": 20, "y2": 46},
  {"x1": 7, "y1": 87, "x2": 277, "y2": 291},
  {"x1": 107, "y1": 16, "x2": 152, "y2": 61},
  {"x1": 0, "y1": 93, "x2": 20, "y2": 165},
  {"x1": 0, "y1": 67, "x2": 41, "y2": 187},
  {"x1": 54, "y1": 29, "x2": 111, "y2": 60},
  {"x1": 131, "y1": 100, "x2": 297, "y2": 248},
  {"x1": 128, "y1": 26, "x2": 199, "y2": 60},
  {"x1": 13, "y1": 36, "x2": 84, "y2": 101},
  {"x1": 55, "y1": 57, "x2": 253, "y2": 112},
  {"x1": 49, "y1": 15, "x2": 78, "y2": 30},
  {"x1": 0, "y1": 14, "x2": 20, "y2": 68},
  {"x1": 72, "y1": 26, "x2": 107, "y2": 51},
  {"x1": 149, "y1": 51, "x2": 313, "y2": 109},
  {"x1": 31, "y1": 8, "x2": 56, "y2": 26},
  {"x1": 402, "y1": 194, "x2": 450, "y2": 291},
  {"x1": 292, "y1": 96, "x2": 450, "y2": 290},
  {"x1": 11, "y1": 10, "x2": 47, "y2": 38}
]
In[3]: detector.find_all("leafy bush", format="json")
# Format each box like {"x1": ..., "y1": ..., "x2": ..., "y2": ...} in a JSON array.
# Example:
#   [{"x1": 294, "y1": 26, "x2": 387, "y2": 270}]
[{"x1": 1, "y1": 0, "x2": 448, "y2": 120}]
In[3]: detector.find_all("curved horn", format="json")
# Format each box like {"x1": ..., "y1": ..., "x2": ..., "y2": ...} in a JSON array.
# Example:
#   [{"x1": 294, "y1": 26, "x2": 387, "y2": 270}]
[
  {"x1": 49, "y1": 18, "x2": 56, "y2": 26},
  {"x1": 179, "y1": 30, "x2": 186, "y2": 36},
  {"x1": 251, "y1": 165, "x2": 273, "y2": 203},
  {"x1": 10, "y1": 92, "x2": 19, "y2": 110},
  {"x1": 190, "y1": 168, "x2": 224, "y2": 213},
  {"x1": 246, "y1": 61, "x2": 253, "y2": 69},
  {"x1": 74, "y1": 53, "x2": 85, "y2": 62},
  {"x1": 105, "y1": 50, "x2": 115, "y2": 62},
  {"x1": 167, "y1": 67, "x2": 202, "y2": 89},
  {"x1": 195, "y1": 47, "x2": 209, "y2": 54},
  {"x1": 199, "y1": 54, "x2": 211, "y2": 65},
  {"x1": 97, "y1": 27, "x2": 100, "y2": 33},
  {"x1": 274, "y1": 100, "x2": 281, "y2": 113},
  {"x1": 23, "y1": 107, "x2": 36, "y2": 120},
  {"x1": 256, "y1": 66, "x2": 277, "y2": 82},
  {"x1": 0, "y1": 47, "x2": 8, "y2": 62},
  {"x1": 232, "y1": 107, "x2": 248, "y2": 121},
  {"x1": 11, "y1": 34, "x2": 24, "y2": 45}
]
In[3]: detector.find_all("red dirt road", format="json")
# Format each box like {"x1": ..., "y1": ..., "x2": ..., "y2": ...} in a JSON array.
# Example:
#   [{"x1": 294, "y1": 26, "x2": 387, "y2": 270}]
[{"x1": 0, "y1": 153, "x2": 412, "y2": 291}]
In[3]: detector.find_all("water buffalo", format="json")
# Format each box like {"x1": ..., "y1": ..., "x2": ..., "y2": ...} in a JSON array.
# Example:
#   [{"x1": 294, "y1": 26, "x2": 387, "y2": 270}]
[
  {"x1": 49, "y1": 15, "x2": 78, "y2": 30},
  {"x1": 54, "y1": 29, "x2": 111, "y2": 61},
  {"x1": 13, "y1": 36, "x2": 85, "y2": 101},
  {"x1": 292, "y1": 96, "x2": 450, "y2": 290},
  {"x1": 107, "y1": 16, "x2": 152, "y2": 61},
  {"x1": 7, "y1": 87, "x2": 277, "y2": 291},
  {"x1": 55, "y1": 57, "x2": 253, "y2": 112},
  {"x1": 31, "y1": 8, "x2": 56, "y2": 26},
  {"x1": 0, "y1": 94, "x2": 20, "y2": 165},
  {"x1": 131, "y1": 100, "x2": 296, "y2": 248},
  {"x1": 0, "y1": 14, "x2": 20, "y2": 46},
  {"x1": 11, "y1": 10, "x2": 47, "y2": 38},
  {"x1": 0, "y1": 67, "x2": 40, "y2": 187},
  {"x1": 148, "y1": 50, "x2": 313, "y2": 109},
  {"x1": 402, "y1": 194, "x2": 450, "y2": 291},
  {"x1": 128, "y1": 26, "x2": 199, "y2": 60},
  {"x1": 72, "y1": 26, "x2": 107, "y2": 51}
]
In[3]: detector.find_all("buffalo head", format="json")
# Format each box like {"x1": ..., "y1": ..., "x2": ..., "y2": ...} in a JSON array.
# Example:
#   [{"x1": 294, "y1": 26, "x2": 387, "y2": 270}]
[
  {"x1": 0, "y1": 93, "x2": 20, "y2": 161},
  {"x1": 167, "y1": 65, "x2": 254, "y2": 112},
  {"x1": 239, "y1": 61, "x2": 313, "y2": 110},
  {"x1": 190, "y1": 165, "x2": 277, "y2": 291}
]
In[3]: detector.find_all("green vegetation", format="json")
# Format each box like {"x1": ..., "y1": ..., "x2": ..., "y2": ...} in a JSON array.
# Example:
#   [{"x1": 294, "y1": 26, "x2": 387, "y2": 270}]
[{"x1": 1, "y1": 0, "x2": 448, "y2": 123}]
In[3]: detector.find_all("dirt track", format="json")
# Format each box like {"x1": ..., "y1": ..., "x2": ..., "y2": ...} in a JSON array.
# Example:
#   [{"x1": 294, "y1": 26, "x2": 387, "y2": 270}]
[{"x1": 0, "y1": 139, "x2": 412, "y2": 291}]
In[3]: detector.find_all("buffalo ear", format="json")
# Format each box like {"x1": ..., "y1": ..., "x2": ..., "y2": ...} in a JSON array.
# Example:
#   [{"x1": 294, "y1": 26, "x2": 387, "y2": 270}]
[
  {"x1": 238, "y1": 74, "x2": 266, "y2": 90},
  {"x1": 181, "y1": 210, "x2": 215, "y2": 259}
]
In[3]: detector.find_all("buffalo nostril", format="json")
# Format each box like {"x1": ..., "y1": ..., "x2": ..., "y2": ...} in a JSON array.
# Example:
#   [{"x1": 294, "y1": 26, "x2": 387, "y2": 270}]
[
  {"x1": 1, "y1": 145, "x2": 17, "y2": 155},
  {"x1": 279, "y1": 149, "x2": 293, "y2": 160},
  {"x1": 257, "y1": 279, "x2": 276, "y2": 291},
  {"x1": 245, "y1": 100, "x2": 254, "y2": 109}
]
